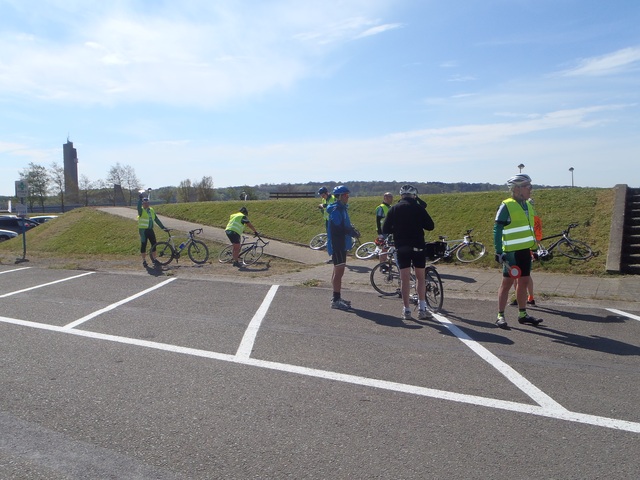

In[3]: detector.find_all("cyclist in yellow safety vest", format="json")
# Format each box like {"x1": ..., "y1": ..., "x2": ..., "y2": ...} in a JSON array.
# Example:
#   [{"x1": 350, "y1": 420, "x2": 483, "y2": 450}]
[
  {"x1": 375, "y1": 192, "x2": 393, "y2": 262},
  {"x1": 137, "y1": 194, "x2": 168, "y2": 268},
  {"x1": 317, "y1": 186, "x2": 336, "y2": 231},
  {"x1": 493, "y1": 174, "x2": 543, "y2": 330},
  {"x1": 225, "y1": 206, "x2": 258, "y2": 267}
]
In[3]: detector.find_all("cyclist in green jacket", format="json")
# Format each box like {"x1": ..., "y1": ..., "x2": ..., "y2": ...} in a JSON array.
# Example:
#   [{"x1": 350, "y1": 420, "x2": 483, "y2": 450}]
[
  {"x1": 137, "y1": 194, "x2": 167, "y2": 268},
  {"x1": 375, "y1": 192, "x2": 393, "y2": 262},
  {"x1": 225, "y1": 207, "x2": 258, "y2": 267},
  {"x1": 493, "y1": 174, "x2": 543, "y2": 329}
]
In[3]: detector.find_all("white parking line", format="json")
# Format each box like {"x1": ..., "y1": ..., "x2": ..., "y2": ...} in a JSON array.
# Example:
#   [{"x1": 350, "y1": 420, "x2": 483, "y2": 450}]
[
  {"x1": 63, "y1": 277, "x2": 177, "y2": 330},
  {"x1": 433, "y1": 313, "x2": 567, "y2": 411},
  {"x1": 0, "y1": 314, "x2": 638, "y2": 433},
  {"x1": 0, "y1": 272, "x2": 94, "y2": 298},
  {"x1": 606, "y1": 308, "x2": 640, "y2": 322},
  {"x1": 236, "y1": 285, "x2": 279, "y2": 359},
  {"x1": 0, "y1": 267, "x2": 31, "y2": 275}
]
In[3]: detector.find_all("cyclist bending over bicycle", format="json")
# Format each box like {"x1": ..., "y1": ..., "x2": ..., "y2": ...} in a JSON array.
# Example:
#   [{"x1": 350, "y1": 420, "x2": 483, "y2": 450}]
[
  {"x1": 382, "y1": 184, "x2": 435, "y2": 320},
  {"x1": 225, "y1": 206, "x2": 259, "y2": 267}
]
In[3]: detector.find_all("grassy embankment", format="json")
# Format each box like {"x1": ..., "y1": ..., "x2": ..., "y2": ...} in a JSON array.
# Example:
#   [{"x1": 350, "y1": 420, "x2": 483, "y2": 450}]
[{"x1": 0, "y1": 187, "x2": 613, "y2": 275}]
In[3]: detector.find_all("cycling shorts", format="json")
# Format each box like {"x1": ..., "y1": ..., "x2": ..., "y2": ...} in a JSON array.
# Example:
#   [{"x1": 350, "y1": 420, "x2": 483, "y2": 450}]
[
  {"x1": 396, "y1": 246, "x2": 426, "y2": 270},
  {"x1": 225, "y1": 230, "x2": 241, "y2": 244},
  {"x1": 502, "y1": 249, "x2": 532, "y2": 278}
]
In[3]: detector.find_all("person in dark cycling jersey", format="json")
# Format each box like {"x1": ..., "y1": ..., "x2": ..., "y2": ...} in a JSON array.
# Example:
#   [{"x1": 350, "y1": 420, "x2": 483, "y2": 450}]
[{"x1": 382, "y1": 185, "x2": 435, "y2": 320}]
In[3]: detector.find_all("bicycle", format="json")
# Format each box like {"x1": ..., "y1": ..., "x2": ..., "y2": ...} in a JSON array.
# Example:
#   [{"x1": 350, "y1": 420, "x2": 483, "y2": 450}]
[
  {"x1": 355, "y1": 235, "x2": 392, "y2": 260},
  {"x1": 369, "y1": 242, "x2": 444, "y2": 312},
  {"x1": 309, "y1": 226, "x2": 361, "y2": 252},
  {"x1": 152, "y1": 228, "x2": 210, "y2": 266},
  {"x1": 537, "y1": 223, "x2": 594, "y2": 260},
  {"x1": 218, "y1": 234, "x2": 270, "y2": 266},
  {"x1": 433, "y1": 228, "x2": 486, "y2": 263}
]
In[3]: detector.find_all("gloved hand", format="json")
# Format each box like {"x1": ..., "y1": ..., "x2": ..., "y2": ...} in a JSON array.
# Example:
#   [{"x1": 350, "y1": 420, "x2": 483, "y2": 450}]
[
  {"x1": 532, "y1": 251, "x2": 539, "y2": 260},
  {"x1": 495, "y1": 253, "x2": 506, "y2": 264},
  {"x1": 254, "y1": 231, "x2": 260, "y2": 236}
]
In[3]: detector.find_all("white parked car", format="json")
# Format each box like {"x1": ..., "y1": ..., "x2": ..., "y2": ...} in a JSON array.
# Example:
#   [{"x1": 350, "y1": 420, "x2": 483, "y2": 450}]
[
  {"x1": 29, "y1": 215, "x2": 59, "y2": 224},
  {"x1": 0, "y1": 228, "x2": 18, "y2": 241}
]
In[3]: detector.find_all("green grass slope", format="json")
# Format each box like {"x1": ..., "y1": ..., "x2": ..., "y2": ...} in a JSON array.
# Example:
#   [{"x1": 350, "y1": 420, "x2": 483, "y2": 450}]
[{"x1": 0, "y1": 187, "x2": 613, "y2": 275}]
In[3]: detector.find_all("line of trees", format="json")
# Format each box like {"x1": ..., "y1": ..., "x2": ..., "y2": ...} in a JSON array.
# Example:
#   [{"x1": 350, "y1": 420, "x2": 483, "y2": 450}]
[{"x1": 11, "y1": 162, "x2": 217, "y2": 213}]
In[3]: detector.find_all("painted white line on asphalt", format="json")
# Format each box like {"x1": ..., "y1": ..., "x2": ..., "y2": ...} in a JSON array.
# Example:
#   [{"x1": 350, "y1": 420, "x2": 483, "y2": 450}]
[
  {"x1": 0, "y1": 267, "x2": 31, "y2": 275},
  {"x1": 236, "y1": 284, "x2": 279, "y2": 359},
  {"x1": 0, "y1": 314, "x2": 638, "y2": 433},
  {"x1": 0, "y1": 272, "x2": 94, "y2": 298},
  {"x1": 62, "y1": 277, "x2": 177, "y2": 330},
  {"x1": 432, "y1": 313, "x2": 567, "y2": 411},
  {"x1": 606, "y1": 308, "x2": 640, "y2": 322}
]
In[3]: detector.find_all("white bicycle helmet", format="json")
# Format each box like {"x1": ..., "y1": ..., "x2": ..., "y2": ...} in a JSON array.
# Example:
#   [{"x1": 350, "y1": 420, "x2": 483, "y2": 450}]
[
  {"x1": 506, "y1": 174, "x2": 532, "y2": 188},
  {"x1": 399, "y1": 184, "x2": 418, "y2": 196}
]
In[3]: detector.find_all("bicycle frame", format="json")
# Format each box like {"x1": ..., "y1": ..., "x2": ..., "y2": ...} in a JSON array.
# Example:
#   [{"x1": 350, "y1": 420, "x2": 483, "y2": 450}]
[
  {"x1": 536, "y1": 223, "x2": 593, "y2": 261},
  {"x1": 440, "y1": 229, "x2": 472, "y2": 253}
]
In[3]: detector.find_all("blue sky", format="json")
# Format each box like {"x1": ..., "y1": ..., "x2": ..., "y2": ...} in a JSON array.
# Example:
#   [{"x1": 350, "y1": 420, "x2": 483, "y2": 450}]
[{"x1": 1, "y1": 0, "x2": 639, "y2": 197}]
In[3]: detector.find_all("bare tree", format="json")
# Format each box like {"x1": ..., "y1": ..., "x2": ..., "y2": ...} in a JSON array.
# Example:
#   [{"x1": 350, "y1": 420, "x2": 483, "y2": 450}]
[
  {"x1": 20, "y1": 163, "x2": 49, "y2": 213},
  {"x1": 79, "y1": 174, "x2": 93, "y2": 206},
  {"x1": 106, "y1": 163, "x2": 141, "y2": 205},
  {"x1": 49, "y1": 162, "x2": 66, "y2": 212},
  {"x1": 195, "y1": 176, "x2": 214, "y2": 201},
  {"x1": 122, "y1": 164, "x2": 141, "y2": 205},
  {"x1": 177, "y1": 179, "x2": 192, "y2": 203}
]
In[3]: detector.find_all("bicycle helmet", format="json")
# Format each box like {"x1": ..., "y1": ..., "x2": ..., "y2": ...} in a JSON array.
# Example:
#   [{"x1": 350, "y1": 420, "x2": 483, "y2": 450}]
[
  {"x1": 142, "y1": 197, "x2": 149, "y2": 202},
  {"x1": 317, "y1": 186, "x2": 328, "y2": 195},
  {"x1": 332, "y1": 185, "x2": 350, "y2": 195},
  {"x1": 240, "y1": 206, "x2": 248, "y2": 215},
  {"x1": 399, "y1": 184, "x2": 418, "y2": 196},
  {"x1": 506, "y1": 174, "x2": 532, "y2": 188}
]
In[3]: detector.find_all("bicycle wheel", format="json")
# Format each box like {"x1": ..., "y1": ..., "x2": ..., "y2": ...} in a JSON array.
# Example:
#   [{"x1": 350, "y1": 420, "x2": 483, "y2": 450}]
[
  {"x1": 187, "y1": 239, "x2": 209, "y2": 264},
  {"x1": 556, "y1": 239, "x2": 593, "y2": 260},
  {"x1": 370, "y1": 262, "x2": 401, "y2": 296},
  {"x1": 243, "y1": 245, "x2": 264, "y2": 265},
  {"x1": 309, "y1": 233, "x2": 327, "y2": 250},
  {"x1": 424, "y1": 266, "x2": 443, "y2": 312},
  {"x1": 152, "y1": 241, "x2": 174, "y2": 266},
  {"x1": 218, "y1": 245, "x2": 234, "y2": 263},
  {"x1": 355, "y1": 242, "x2": 377, "y2": 260},
  {"x1": 456, "y1": 242, "x2": 486, "y2": 263}
]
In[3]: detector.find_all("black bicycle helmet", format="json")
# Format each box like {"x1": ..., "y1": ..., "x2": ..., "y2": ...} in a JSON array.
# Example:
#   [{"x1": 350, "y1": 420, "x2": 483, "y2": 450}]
[
  {"x1": 240, "y1": 206, "x2": 248, "y2": 215},
  {"x1": 317, "y1": 186, "x2": 328, "y2": 195}
]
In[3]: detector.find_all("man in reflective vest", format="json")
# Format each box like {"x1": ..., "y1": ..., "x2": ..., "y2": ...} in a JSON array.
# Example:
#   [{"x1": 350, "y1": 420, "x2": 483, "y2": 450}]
[
  {"x1": 493, "y1": 174, "x2": 543, "y2": 329},
  {"x1": 225, "y1": 206, "x2": 258, "y2": 267},
  {"x1": 375, "y1": 192, "x2": 393, "y2": 262},
  {"x1": 137, "y1": 194, "x2": 167, "y2": 268}
]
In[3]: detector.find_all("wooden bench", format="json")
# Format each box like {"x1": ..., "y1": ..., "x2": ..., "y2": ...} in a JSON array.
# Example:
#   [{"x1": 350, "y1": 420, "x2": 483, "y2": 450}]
[{"x1": 268, "y1": 191, "x2": 316, "y2": 199}]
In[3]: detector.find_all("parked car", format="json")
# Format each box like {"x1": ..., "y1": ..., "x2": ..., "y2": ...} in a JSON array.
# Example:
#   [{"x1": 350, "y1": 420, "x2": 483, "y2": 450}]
[
  {"x1": 0, "y1": 228, "x2": 18, "y2": 241},
  {"x1": 29, "y1": 215, "x2": 59, "y2": 224},
  {"x1": 0, "y1": 216, "x2": 39, "y2": 234}
]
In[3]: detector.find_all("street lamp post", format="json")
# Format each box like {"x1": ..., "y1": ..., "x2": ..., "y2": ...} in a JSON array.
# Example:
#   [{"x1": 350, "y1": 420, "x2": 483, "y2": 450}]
[
  {"x1": 569, "y1": 167, "x2": 574, "y2": 187},
  {"x1": 518, "y1": 163, "x2": 525, "y2": 173}
]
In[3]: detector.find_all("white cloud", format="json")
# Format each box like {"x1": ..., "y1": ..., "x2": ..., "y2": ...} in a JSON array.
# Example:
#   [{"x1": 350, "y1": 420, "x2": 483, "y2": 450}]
[
  {"x1": 559, "y1": 46, "x2": 640, "y2": 77},
  {"x1": 0, "y1": 2, "x2": 396, "y2": 107}
]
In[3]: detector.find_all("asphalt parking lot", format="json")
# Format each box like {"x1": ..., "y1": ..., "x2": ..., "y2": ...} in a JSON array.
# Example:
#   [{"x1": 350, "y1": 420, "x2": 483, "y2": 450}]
[{"x1": 1, "y1": 265, "x2": 639, "y2": 479}]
